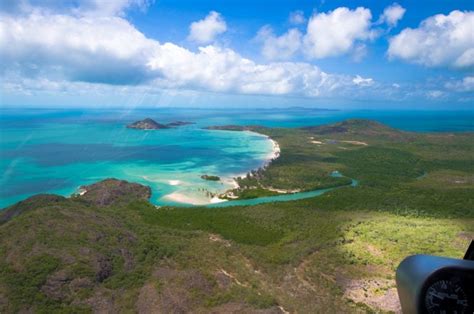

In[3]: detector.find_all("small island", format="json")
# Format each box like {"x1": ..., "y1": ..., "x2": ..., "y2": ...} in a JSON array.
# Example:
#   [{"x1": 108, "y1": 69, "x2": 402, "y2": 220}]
[
  {"x1": 127, "y1": 118, "x2": 169, "y2": 130},
  {"x1": 127, "y1": 118, "x2": 195, "y2": 130},
  {"x1": 201, "y1": 174, "x2": 220, "y2": 181},
  {"x1": 167, "y1": 121, "x2": 195, "y2": 127}
]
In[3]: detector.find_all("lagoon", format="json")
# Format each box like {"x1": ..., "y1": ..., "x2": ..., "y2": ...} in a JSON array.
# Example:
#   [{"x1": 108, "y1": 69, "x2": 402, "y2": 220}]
[{"x1": 1, "y1": 108, "x2": 473, "y2": 208}]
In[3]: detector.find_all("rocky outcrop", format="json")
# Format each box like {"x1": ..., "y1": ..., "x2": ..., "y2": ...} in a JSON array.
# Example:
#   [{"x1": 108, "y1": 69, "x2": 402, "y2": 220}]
[
  {"x1": 201, "y1": 174, "x2": 220, "y2": 181},
  {"x1": 79, "y1": 179, "x2": 151, "y2": 206}
]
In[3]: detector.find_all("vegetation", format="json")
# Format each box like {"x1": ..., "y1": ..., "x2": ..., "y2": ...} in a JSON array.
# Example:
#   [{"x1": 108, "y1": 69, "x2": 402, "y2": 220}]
[
  {"x1": 0, "y1": 119, "x2": 473, "y2": 313},
  {"x1": 201, "y1": 174, "x2": 221, "y2": 181}
]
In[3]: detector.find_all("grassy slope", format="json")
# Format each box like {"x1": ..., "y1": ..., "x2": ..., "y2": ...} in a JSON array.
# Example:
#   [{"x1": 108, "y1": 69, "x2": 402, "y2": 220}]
[{"x1": 0, "y1": 119, "x2": 473, "y2": 313}]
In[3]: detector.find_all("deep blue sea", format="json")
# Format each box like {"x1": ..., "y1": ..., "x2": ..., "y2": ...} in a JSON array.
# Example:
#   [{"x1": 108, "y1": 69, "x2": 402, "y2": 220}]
[{"x1": 1, "y1": 108, "x2": 473, "y2": 208}]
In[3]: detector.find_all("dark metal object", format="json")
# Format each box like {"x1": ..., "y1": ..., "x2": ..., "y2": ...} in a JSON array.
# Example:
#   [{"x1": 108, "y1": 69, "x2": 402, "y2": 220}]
[
  {"x1": 396, "y1": 242, "x2": 474, "y2": 314},
  {"x1": 464, "y1": 240, "x2": 474, "y2": 261}
]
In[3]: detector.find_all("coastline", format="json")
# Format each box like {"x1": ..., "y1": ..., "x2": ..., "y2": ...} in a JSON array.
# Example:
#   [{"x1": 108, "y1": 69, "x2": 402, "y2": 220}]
[
  {"x1": 215, "y1": 131, "x2": 281, "y2": 203},
  {"x1": 161, "y1": 130, "x2": 281, "y2": 206}
]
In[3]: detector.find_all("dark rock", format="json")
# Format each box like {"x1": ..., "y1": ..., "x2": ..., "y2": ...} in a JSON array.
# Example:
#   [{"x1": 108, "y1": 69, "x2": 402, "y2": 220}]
[
  {"x1": 95, "y1": 256, "x2": 113, "y2": 282},
  {"x1": 201, "y1": 174, "x2": 220, "y2": 181}
]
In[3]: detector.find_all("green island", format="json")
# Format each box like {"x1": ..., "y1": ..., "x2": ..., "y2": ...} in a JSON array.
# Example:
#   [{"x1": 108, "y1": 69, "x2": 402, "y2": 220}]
[
  {"x1": 1, "y1": 119, "x2": 473, "y2": 313},
  {"x1": 201, "y1": 175, "x2": 221, "y2": 181}
]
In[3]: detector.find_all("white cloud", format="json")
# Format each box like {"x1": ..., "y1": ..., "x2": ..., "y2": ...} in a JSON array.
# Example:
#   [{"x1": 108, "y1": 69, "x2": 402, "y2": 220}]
[
  {"x1": 74, "y1": 0, "x2": 153, "y2": 16},
  {"x1": 352, "y1": 44, "x2": 368, "y2": 62},
  {"x1": 289, "y1": 10, "x2": 306, "y2": 25},
  {"x1": 256, "y1": 26, "x2": 302, "y2": 60},
  {"x1": 445, "y1": 76, "x2": 474, "y2": 92},
  {"x1": 388, "y1": 11, "x2": 474, "y2": 70},
  {"x1": 2, "y1": 2, "x2": 468, "y2": 106},
  {"x1": 0, "y1": 13, "x2": 158, "y2": 84},
  {"x1": 352, "y1": 75, "x2": 374, "y2": 87},
  {"x1": 0, "y1": 0, "x2": 153, "y2": 16},
  {"x1": 379, "y1": 3, "x2": 406, "y2": 27},
  {"x1": 303, "y1": 7, "x2": 376, "y2": 59},
  {"x1": 188, "y1": 11, "x2": 227, "y2": 44},
  {"x1": 0, "y1": 10, "x2": 358, "y2": 98},
  {"x1": 148, "y1": 44, "x2": 343, "y2": 96},
  {"x1": 426, "y1": 90, "x2": 445, "y2": 99}
]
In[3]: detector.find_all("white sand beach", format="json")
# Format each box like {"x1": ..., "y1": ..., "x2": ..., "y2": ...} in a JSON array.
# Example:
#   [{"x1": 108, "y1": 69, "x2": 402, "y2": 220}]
[
  {"x1": 268, "y1": 138, "x2": 281, "y2": 161},
  {"x1": 162, "y1": 132, "x2": 282, "y2": 206},
  {"x1": 163, "y1": 192, "x2": 209, "y2": 205},
  {"x1": 210, "y1": 196, "x2": 228, "y2": 204}
]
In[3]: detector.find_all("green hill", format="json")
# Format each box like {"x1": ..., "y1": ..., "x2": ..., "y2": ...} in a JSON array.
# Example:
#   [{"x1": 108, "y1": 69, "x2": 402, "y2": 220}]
[{"x1": 1, "y1": 120, "x2": 473, "y2": 313}]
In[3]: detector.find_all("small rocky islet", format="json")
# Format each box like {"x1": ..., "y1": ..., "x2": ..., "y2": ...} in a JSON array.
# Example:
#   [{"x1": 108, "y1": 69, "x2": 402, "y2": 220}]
[
  {"x1": 127, "y1": 118, "x2": 194, "y2": 130},
  {"x1": 200, "y1": 174, "x2": 221, "y2": 181}
]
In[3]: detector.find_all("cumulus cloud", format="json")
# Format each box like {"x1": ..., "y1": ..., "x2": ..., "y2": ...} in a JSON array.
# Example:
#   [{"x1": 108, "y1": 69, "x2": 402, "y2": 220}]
[
  {"x1": 289, "y1": 10, "x2": 306, "y2": 25},
  {"x1": 3, "y1": 2, "x2": 463, "y2": 105},
  {"x1": 256, "y1": 26, "x2": 302, "y2": 60},
  {"x1": 148, "y1": 44, "x2": 340, "y2": 96},
  {"x1": 0, "y1": 10, "x2": 365, "y2": 98},
  {"x1": 445, "y1": 76, "x2": 474, "y2": 92},
  {"x1": 303, "y1": 7, "x2": 377, "y2": 59},
  {"x1": 378, "y1": 3, "x2": 406, "y2": 27},
  {"x1": 188, "y1": 11, "x2": 227, "y2": 44},
  {"x1": 388, "y1": 10, "x2": 474, "y2": 70},
  {"x1": 0, "y1": 13, "x2": 159, "y2": 84}
]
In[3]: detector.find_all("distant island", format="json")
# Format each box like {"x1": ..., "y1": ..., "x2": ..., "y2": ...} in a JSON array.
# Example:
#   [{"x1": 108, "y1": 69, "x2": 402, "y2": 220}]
[
  {"x1": 205, "y1": 125, "x2": 256, "y2": 131},
  {"x1": 127, "y1": 118, "x2": 169, "y2": 130},
  {"x1": 166, "y1": 121, "x2": 194, "y2": 127},
  {"x1": 127, "y1": 118, "x2": 194, "y2": 130},
  {"x1": 201, "y1": 174, "x2": 220, "y2": 181}
]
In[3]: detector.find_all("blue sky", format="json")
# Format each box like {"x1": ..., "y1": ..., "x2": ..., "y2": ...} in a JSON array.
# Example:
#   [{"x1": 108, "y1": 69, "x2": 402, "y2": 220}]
[{"x1": 0, "y1": 0, "x2": 473, "y2": 109}]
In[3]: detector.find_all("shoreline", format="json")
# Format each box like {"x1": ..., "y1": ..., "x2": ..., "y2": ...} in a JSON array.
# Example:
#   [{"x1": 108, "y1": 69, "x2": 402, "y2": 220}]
[
  {"x1": 161, "y1": 130, "x2": 281, "y2": 206},
  {"x1": 215, "y1": 132, "x2": 281, "y2": 202}
]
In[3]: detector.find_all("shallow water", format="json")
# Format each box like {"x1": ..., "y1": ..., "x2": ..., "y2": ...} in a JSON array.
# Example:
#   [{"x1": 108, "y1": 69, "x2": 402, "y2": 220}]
[
  {"x1": 0, "y1": 115, "x2": 273, "y2": 208},
  {"x1": 207, "y1": 179, "x2": 358, "y2": 208},
  {"x1": 1, "y1": 108, "x2": 472, "y2": 208}
]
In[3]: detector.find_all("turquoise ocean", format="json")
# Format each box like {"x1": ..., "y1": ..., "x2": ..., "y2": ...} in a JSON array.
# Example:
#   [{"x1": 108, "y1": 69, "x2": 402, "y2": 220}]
[{"x1": 1, "y1": 108, "x2": 473, "y2": 208}]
